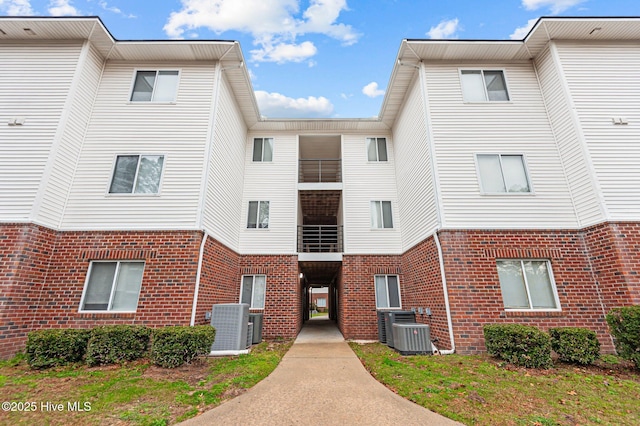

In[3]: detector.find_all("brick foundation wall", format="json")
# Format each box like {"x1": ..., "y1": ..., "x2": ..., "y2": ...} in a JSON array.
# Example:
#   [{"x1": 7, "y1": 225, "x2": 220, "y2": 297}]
[
  {"x1": 340, "y1": 255, "x2": 403, "y2": 340},
  {"x1": 194, "y1": 236, "x2": 241, "y2": 325},
  {"x1": 0, "y1": 224, "x2": 56, "y2": 359},
  {"x1": 437, "y1": 229, "x2": 615, "y2": 354},
  {"x1": 401, "y1": 236, "x2": 451, "y2": 350},
  {"x1": 584, "y1": 222, "x2": 640, "y2": 309},
  {"x1": 239, "y1": 255, "x2": 301, "y2": 339}
]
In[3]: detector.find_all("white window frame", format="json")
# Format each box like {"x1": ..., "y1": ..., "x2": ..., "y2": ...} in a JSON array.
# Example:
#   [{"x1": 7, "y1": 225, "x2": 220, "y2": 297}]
[
  {"x1": 474, "y1": 153, "x2": 533, "y2": 195},
  {"x1": 366, "y1": 137, "x2": 389, "y2": 162},
  {"x1": 246, "y1": 201, "x2": 270, "y2": 229},
  {"x1": 79, "y1": 260, "x2": 145, "y2": 313},
  {"x1": 459, "y1": 69, "x2": 510, "y2": 102},
  {"x1": 107, "y1": 154, "x2": 165, "y2": 195},
  {"x1": 240, "y1": 275, "x2": 267, "y2": 309},
  {"x1": 252, "y1": 137, "x2": 274, "y2": 162},
  {"x1": 370, "y1": 200, "x2": 394, "y2": 229},
  {"x1": 129, "y1": 69, "x2": 180, "y2": 103},
  {"x1": 496, "y1": 259, "x2": 561, "y2": 312},
  {"x1": 374, "y1": 275, "x2": 402, "y2": 309},
  {"x1": 316, "y1": 298, "x2": 327, "y2": 308}
]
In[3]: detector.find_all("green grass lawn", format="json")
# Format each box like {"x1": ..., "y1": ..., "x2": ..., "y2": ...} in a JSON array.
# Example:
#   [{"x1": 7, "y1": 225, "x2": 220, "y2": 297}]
[
  {"x1": 0, "y1": 341, "x2": 291, "y2": 426},
  {"x1": 349, "y1": 342, "x2": 640, "y2": 426}
]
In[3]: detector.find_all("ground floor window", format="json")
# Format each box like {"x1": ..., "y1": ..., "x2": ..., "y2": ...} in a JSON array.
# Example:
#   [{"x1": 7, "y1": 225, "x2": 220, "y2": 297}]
[
  {"x1": 80, "y1": 261, "x2": 144, "y2": 312},
  {"x1": 316, "y1": 298, "x2": 327, "y2": 308},
  {"x1": 241, "y1": 275, "x2": 266, "y2": 309},
  {"x1": 375, "y1": 275, "x2": 401, "y2": 309},
  {"x1": 496, "y1": 260, "x2": 560, "y2": 310}
]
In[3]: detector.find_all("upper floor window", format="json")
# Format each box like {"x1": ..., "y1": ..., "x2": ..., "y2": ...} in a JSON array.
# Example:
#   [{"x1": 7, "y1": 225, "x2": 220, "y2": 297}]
[
  {"x1": 375, "y1": 275, "x2": 401, "y2": 309},
  {"x1": 253, "y1": 138, "x2": 274, "y2": 162},
  {"x1": 130, "y1": 70, "x2": 179, "y2": 102},
  {"x1": 109, "y1": 155, "x2": 164, "y2": 194},
  {"x1": 460, "y1": 70, "x2": 509, "y2": 102},
  {"x1": 367, "y1": 137, "x2": 388, "y2": 161},
  {"x1": 476, "y1": 154, "x2": 530, "y2": 193},
  {"x1": 247, "y1": 201, "x2": 269, "y2": 229},
  {"x1": 496, "y1": 260, "x2": 559, "y2": 310},
  {"x1": 241, "y1": 275, "x2": 266, "y2": 309},
  {"x1": 80, "y1": 261, "x2": 144, "y2": 312},
  {"x1": 371, "y1": 201, "x2": 393, "y2": 229}
]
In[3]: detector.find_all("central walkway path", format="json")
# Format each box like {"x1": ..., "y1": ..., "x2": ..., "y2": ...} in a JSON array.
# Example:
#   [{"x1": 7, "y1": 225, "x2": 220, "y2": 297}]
[{"x1": 180, "y1": 317, "x2": 461, "y2": 425}]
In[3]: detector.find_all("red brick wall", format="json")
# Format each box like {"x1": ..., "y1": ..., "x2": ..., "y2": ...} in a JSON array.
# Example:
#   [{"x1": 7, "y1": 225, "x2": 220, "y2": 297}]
[
  {"x1": 194, "y1": 235, "x2": 241, "y2": 325},
  {"x1": 437, "y1": 229, "x2": 614, "y2": 354},
  {"x1": 401, "y1": 236, "x2": 451, "y2": 350},
  {"x1": 0, "y1": 224, "x2": 56, "y2": 359},
  {"x1": 584, "y1": 222, "x2": 640, "y2": 309},
  {"x1": 239, "y1": 255, "x2": 301, "y2": 339},
  {"x1": 340, "y1": 255, "x2": 403, "y2": 339}
]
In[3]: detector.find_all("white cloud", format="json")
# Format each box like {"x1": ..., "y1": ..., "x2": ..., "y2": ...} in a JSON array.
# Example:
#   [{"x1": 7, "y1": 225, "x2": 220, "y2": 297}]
[
  {"x1": 48, "y1": 0, "x2": 79, "y2": 16},
  {"x1": 0, "y1": 0, "x2": 34, "y2": 15},
  {"x1": 164, "y1": 0, "x2": 359, "y2": 64},
  {"x1": 255, "y1": 90, "x2": 334, "y2": 118},
  {"x1": 427, "y1": 18, "x2": 460, "y2": 39},
  {"x1": 362, "y1": 82, "x2": 385, "y2": 98},
  {"x1": 251, "y1": 41, "x2": 317, "y2": 63},
  {"x1": 521, "y1": 0, "x2": 586, "y2": 14},
  {"x1": 98, "y1": 1, "x2": 136, "y2": 18},
  {"x1": 510, "y1": 18, "x2": 538, "y2": 39}
]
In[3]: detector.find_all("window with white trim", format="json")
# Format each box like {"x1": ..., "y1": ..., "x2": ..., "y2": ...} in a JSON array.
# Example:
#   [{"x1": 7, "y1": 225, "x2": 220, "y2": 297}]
[
  {"x1": 109, "y1": 155, "x2": 164, "y2": 194},
  {"x1": 460, "y1": 70, "x2": 509, "y2": 102},
  {"x1": 316, "y1": 298, "x2": 327, "y2": 308},
  {"x1": 241, "y1": 275, "x2": 266, "y2": 309},
  {"x1": 476, "y1": 154, "x2": 530, "y2": 193},
  {"x1": 130, "y1": 70, "x2": 179, "y2": 102},
  {"x1": 247, "y1": 201, "x2": 269, "y2": 229},
  {"x1": 366, "y1": 137, "x2": 388, "y2": 161},
  {"x1": 375, "y1": 275, "x2": 401, "y2": 309},
  {"x1": 253, "y1": 138, "x2": 274, "y2": 162},
  {"x1": 496, "y1": 260, "x2": 560, "y2": 310},
  {"x1": 80, "y1": 261, "x2": 144, "y2": 312},
  {"x1": 371, "y1": 201, "x2": 393, "y2": 229}
]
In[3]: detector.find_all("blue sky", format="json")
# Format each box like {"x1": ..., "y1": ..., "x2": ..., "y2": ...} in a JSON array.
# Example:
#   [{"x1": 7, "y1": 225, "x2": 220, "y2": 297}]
[{"x1": 2, "y1": 0, "x2": 640, "y2": 118}]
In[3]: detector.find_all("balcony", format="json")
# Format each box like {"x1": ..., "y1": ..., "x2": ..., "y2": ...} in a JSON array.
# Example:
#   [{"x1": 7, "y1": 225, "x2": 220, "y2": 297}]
[
  {"x1": 297, "y1": 225, "x2": 343, "y2": 253},
  {"x1": 298, "y1": 159, "x2": 341, "y2": 183}
]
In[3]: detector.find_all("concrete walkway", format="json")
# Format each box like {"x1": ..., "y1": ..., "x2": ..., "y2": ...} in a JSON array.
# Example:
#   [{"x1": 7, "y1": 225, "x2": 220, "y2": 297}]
[{"x1": 180, "y1": 317, "x2": 461, "y2": 425}]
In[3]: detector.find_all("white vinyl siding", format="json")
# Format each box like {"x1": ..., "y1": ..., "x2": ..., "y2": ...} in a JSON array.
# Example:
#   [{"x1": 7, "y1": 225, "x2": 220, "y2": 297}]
[
  {"x1": 555, "y1": 41, "x2": 640, "y2": 221},
  {"x1": 240, "y1": 275, "x2": 266, "y2": 309},
  {"x1": 375, "y1": 275, "x2": 401, "y2": 309},
  {"x1": 342, "y1": 133, "x2": 402, "y2": 254},
  {"x1": 0, "y1": 41, "x2": 83, "y2": 221},
  {"x1": 239, "y1": 132, "x2": 297, "y2": 254},
  {"x1": 202, "y1": 73, "x2": 246, "y2": 251},
  {"x1": 60, "y1": 62, "x2": 216, "y2": 230},
  {"x1": 34, "y1": 43, "x2": 104, "y2": 228},
  {"x1": 392, "y1": 76, "x2": 439, "y2": 251},
  {"x1": 426, "y1": 62, "x2": 578, "y2": 229},
  {"x1": 534, "y1": 45, "x2": 604, "y2": 227},
  {"x1": 80, "y1": 261, "x2": 144, "y2": 312},
  {"x1": 497, "y1": 260, "x2": 560, "y2": 311}
]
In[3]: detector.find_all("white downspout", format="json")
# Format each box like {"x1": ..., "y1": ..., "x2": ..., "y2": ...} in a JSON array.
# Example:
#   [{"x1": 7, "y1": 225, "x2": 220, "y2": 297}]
[
  {"x1": 433, "y1": 232, "x2": 455, "y2": 354},
  {"x1": 190, "y1": 232, "x2": 208, "y2": 326}
]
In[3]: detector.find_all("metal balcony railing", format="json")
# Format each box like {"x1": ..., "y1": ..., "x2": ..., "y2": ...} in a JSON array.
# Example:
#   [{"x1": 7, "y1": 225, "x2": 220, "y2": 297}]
[
  {"x1": 297, "y1": 225, "x2": 343, "y2": 253},
  {"x1": 298, "y1": 159, "x2": 342, "y2": 183}
]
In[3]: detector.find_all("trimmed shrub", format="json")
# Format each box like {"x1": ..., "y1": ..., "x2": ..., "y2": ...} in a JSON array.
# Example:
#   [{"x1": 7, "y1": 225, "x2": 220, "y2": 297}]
[
  {"x1": 606, "y1": 305, "x2": 640, "y2": 369},
  {"x1": 483, "y1": 323, "x2": 552, "y2": 368},
  {"x1": 26, "y1": 329, "x2": 90, "y2": 369},
  {"x1": 86, "y1": 325, "x2": 151, "y2": 366},
  {"x1": 151, "y1": 326, "x2": 216, "y2": 368},
  {"x1": 549, "y1": 327, "x2": 600, "y2": 365}
]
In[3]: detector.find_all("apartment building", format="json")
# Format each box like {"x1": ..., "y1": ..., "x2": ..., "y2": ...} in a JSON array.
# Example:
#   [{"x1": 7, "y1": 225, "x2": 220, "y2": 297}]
[{"x1": 1, "y1": 16, "x2": 639, "y2": 358}]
